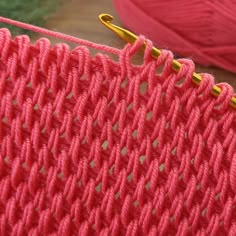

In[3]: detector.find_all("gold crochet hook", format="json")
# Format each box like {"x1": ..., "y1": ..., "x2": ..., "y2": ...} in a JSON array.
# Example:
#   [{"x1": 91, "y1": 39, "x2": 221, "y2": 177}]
[{"x1": 99, "y1": 13, "x2": 236, "y2": 109}]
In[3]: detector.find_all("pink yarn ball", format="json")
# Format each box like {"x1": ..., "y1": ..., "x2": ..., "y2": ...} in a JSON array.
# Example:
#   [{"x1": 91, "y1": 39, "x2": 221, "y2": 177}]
[{"x1": 113, "y1": 0, "x2": 236, "y2": 73}]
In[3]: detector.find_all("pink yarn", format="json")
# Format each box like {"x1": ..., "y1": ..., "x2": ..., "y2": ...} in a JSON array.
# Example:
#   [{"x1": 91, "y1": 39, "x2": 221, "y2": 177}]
[
  {"x1": 113, "y1": 0, "x2": 236, "y2": 73},
  {"x1": 1, "y1": 15, "x2": 236, "y2": 235}
]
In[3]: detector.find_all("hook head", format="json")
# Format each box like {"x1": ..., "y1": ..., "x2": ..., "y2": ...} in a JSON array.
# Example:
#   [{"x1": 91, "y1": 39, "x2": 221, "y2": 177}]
[
  {"x1": 99, "y1": 14, "x2": 114, "y2": 24},
  {"x1": 98, "y1": 13, "x2": 138, "y2": 44}
]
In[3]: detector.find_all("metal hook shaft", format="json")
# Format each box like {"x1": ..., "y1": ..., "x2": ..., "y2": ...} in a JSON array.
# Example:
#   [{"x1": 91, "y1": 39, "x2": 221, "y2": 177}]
[{"x1": 99, "y1": 13, "x2": 236, "y2": 108}]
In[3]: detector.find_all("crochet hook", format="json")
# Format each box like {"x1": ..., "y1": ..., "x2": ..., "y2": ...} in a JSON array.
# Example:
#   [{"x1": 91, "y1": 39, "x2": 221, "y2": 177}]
[{"x1": 99, "y1": 14, "x2": 236, "y2": 109}]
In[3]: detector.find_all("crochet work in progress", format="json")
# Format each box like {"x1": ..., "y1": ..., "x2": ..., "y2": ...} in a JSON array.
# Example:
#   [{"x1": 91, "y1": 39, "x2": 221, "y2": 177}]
[{"x1": 0, "y1": 17, "x2": 236, "y2": 236}]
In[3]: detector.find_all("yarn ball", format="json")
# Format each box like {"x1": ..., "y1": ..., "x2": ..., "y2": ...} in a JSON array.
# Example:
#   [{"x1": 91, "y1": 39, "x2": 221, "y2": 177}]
[{"x1": 113, "y1": 0, "x2": 236, "y2": 73}]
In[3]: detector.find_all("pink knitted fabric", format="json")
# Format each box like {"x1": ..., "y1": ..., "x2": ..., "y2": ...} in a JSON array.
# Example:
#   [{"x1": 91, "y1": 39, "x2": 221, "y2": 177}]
[{"x1": 0, "y1": 19, "x2": 236, "y2": 236}]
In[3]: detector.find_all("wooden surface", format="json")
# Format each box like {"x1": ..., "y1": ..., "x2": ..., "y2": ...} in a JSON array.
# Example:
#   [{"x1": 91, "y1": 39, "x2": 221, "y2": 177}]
[{"x1": 43, "y1": 0, "x2": 236, "y2": 88}]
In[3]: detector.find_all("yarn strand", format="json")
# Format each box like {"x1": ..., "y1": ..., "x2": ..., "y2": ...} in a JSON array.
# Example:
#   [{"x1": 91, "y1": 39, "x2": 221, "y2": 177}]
[{"x1": 0, "y1": 16, "x2": 121, "y2": 55}]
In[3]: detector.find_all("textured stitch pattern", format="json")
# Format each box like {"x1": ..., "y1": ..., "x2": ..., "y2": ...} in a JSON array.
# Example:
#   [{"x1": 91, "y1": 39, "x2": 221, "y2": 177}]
[{"x1": 0, "y1": 28, "x2": 236, "y2": 236}]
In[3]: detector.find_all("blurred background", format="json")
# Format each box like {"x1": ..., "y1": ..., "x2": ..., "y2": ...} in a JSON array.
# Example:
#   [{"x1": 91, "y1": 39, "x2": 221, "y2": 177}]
[{"x1": 0, "y1": 0, "x2": 235, "y2": 88}]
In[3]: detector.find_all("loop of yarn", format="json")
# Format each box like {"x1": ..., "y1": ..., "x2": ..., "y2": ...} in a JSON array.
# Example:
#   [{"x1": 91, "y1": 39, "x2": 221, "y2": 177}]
[
  {"x1": 113, "y1": 0, "x2": 236, "y2": 73},
  {"x1": 0, "y1": 15, "x2": 236, "y2": 235}
]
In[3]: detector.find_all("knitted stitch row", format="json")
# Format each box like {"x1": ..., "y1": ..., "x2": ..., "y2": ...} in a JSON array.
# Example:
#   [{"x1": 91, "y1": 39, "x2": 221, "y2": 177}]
[{"x1": 0, "y1": 20, "x2": 236, "y2": 235}]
